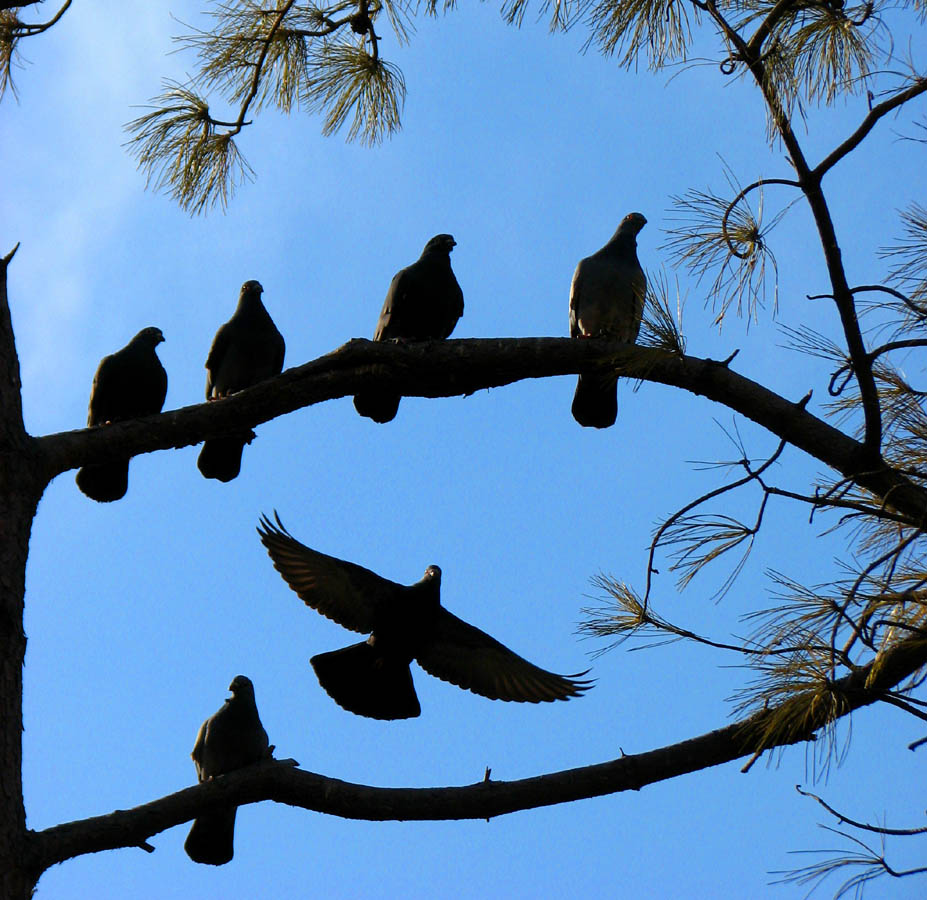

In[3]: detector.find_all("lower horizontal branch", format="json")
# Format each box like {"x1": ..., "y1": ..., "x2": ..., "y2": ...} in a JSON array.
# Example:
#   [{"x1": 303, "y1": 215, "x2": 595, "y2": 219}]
[{"x1": 28, "y1": 632, "x2": 927, "y2": 874}]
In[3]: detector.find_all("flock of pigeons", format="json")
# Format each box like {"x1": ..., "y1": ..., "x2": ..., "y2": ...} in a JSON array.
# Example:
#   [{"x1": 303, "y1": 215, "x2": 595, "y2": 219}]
[{"x1": 72, "y1": 214, "x2": 647, "y2": 865}]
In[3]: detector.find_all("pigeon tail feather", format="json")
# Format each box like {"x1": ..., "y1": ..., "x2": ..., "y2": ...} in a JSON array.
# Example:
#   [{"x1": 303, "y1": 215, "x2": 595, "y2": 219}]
[
  {"x1": 184, "y1": 808, "x2": 237, "y2": 866},
  {"x1": 198, "y1": 436, "x2": 247, "y2": 482},
  {"x1": 353, "y1": 390, "x2": 401, "y2": 424},
  {"x1": 311, "y1": 641, "x2": 420, "y2": 720},
  {"x1": 75, "y1": 462, "x2": 130, "y2": 503},
  {"x1": 571, "y1": 374, "x2": 618, "y2": 429}
]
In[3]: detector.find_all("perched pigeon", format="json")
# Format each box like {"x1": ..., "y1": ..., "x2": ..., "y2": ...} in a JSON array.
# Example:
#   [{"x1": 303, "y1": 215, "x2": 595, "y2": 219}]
[
  {"x1": 198, "y1": 280, "x2": 285, "y2": 482},
  {"x1": 185, "y1": 675, "x2": 271, "y2": 866},
  {"x1": 75, "y1": 326, "x2": 167, "y2": 503},
  {"x1": 354, "y1": 234, "x2": 464, "y2": 423},
  {"x1": 257, "y1": 514, "x2": 591, "y2": 720},
  {"x1": 570, "y1": 212, "x2": 647, "y2": 429}
]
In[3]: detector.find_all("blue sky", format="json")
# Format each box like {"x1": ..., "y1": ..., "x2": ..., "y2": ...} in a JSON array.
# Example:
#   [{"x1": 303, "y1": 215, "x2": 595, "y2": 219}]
[{"x1": 3, "y1": 2, "x2": 927, "y2": 897}]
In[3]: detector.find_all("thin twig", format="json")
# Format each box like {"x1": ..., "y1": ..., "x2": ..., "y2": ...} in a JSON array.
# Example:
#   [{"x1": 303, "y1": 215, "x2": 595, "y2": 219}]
[
  {"x1": 796, "y1": 785, "x2": 927, "y2": 836},
  {"x1": 720, "y1": 178, "x2": 800, "y2": 258},
  {"x1": 643, "y1": 438, "x2": 787, "y2": 607},
  {"x1": 815, "y1": 78, "x2": 927, "y2": 178},
  {"x1": 11, "y1": 0, "x2": 70, "y2": 36}
]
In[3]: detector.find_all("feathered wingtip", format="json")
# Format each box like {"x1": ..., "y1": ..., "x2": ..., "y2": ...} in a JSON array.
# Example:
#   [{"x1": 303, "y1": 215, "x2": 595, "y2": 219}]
[
  {"x1": 257, "y1": 509, "x2": 291, "y2": 542},
  {"x1": 559, "y1": 670, "x2": 595, "y2": 699}
]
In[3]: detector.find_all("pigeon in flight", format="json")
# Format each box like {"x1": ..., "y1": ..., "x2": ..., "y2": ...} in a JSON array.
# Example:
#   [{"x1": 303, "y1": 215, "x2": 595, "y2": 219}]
[{"x1": 257, "y1": 514, "x2": 591, "y2": 720}]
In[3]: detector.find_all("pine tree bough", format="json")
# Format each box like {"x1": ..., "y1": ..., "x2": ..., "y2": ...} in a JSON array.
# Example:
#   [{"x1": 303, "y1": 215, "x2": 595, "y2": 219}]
[
  {"x1": 35, "y1": 336, "x2": 927, "y2": 525},
  {"x1": 22, "y1": 629, "x2": 927, "y2": 871}
]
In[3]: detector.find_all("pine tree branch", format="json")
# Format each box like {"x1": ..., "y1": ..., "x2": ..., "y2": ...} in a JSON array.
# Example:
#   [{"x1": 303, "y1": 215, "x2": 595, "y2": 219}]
[
  {"x1": 701, "y1": 0, "x2": 885, "y2": 458},
  {"x1": 226, "y1": 0, "x2": 296, "y2": 136},
  {"x1": 4, "y1": 0, "x2": 70, "y2": 36},
  {"x1": 34, "y1": 336, "x2": 927, "y2": 522},
  {"x1": 25, "y1": 632, "x2": 927, "y2": 875},
  {"x1": 814, "y1": 78, "x2": 927, "y2": 179}
]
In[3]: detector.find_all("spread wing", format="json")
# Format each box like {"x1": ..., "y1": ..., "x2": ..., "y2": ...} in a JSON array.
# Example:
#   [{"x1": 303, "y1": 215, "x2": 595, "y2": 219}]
[
  {"x1": 416, "y1": 607, "x2": 592, "y2": 703},
  {"x1": 257, "y1": 513, "x2": 401, "y2": 634}
]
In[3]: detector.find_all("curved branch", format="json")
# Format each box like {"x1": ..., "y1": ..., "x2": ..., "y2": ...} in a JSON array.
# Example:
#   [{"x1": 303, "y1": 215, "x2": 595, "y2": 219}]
[
  {"x1": 700, "y1": 0, "x2": 884, "y2": 456},
  {"x1": 744, "y1": 0, "x2": 798, "y2": 57},
  {"x1": 644, "y1": 437, "x2": 788, "y2": 605},
  {"x1": 26, "y1": 632, "x2": 927, "y2": 875},
  {"x1": 764, "y1": 486, "x2": 915, "y2": 527},
  {"x1": 814, "y1": 78, "x2": 927, "y2": 179},
  {"x1": 851, "y1": 284, "x2": 927, "y2": 318},
  {"x1": 796, "y1": 785, "x2": 927, "y2": 836},
  {"x1": 720, "y1": 178, "x2": 800, "y2": 259},
  {"x1": 8, "y1": 0, "x2": 70, "y2": 36},
  {"x1": 868, "y1": 339, "x2": 927, "y2": 362},
  {"x1": 225, "y1": 0, "x2": 297, "y2": 136},
  {"x1": 34, "y1": 337, "x2": 927, "y2": 523}
]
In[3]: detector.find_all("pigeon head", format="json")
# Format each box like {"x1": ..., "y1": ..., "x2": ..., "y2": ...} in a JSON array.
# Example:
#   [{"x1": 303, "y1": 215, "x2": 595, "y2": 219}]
[
  {"x1": 619, "y1": 212, "x2": 647, "y2": 237},
  {"x1": 422, "y1": 234, "x2": 456, "y2": 256},
  {"x1": 240, "y1": 280, "x2": 264, "y2": 298},
  {"x1": 423, "y1": 565, "x2": 442, "y2": 584},
  {"x1": 228, "y1": 675, "x2": 255, "y2": 698},
  {"x1": 132, "y1": 326, "x2": 165, "y2": 348}
]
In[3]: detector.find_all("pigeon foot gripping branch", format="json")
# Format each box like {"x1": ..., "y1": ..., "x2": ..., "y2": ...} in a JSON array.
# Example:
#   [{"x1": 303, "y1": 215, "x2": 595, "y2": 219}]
[
  {"x1": 354, "y1": 233, "x2": 464, "y2": 424},
  {"x1": 569, "y1": 212, "x2": 647, "y2": 429},
  {"x1": 257, "y1": 513, "x2": 592, "y2": 720}
]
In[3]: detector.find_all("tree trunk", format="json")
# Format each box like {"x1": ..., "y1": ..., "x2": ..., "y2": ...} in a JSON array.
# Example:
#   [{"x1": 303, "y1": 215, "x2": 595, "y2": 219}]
[
  {"x1": 0, "y1": 478, "x2": 41, "y2": 900},
  {"x1": 0, "y1": 246, "x2": 44, "y2": 898}
]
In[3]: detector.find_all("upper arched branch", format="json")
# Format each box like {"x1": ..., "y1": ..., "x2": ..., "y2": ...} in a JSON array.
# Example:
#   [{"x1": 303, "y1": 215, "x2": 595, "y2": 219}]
[{"x1": 34, "y1": 336, "x2": 927, "y2": 525}]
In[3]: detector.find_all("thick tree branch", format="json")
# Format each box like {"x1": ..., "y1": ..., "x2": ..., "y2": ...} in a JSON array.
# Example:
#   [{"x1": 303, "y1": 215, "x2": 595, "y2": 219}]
[
  {"x1": 26, "y1": 632, "x2": 927, "y2": 874},
  {"x1": 35, "y1": 337, "x2": 927, "y2": 522}
]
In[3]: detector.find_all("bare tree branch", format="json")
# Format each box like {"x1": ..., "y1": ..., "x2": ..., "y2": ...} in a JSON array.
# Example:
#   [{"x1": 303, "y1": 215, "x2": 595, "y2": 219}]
[
  {"x1": 35, "y1": 337, "x2": 927, "y2": 524},
  {"x1": 814, "y1": 78, "x2": 927, "y2": 179},
  {"x1": 25, "y1": 631, "x2": 927, "y2": 875},
  {"x1": 796, "y1": 785, "x2": 927, "y2": 836}
]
